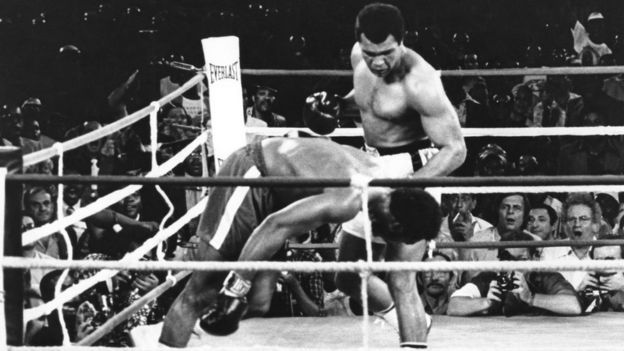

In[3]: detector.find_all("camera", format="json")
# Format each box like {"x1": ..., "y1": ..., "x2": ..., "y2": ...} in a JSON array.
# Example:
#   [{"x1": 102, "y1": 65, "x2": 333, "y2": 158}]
[{"x1": 496, "y1": 272, "x2": 516, "y2": 292}]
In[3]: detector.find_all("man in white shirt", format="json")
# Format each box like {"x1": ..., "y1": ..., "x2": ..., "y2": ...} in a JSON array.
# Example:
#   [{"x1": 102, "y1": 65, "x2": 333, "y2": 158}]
[
  {"x1": 438, "y1": 193, "x2": 492, "y2": 260},
  {"x1": 541, "y1": 193, "x2": 600, "y2": 291},
  {"x1": 571, "y1": 12, "x2": 612, "y2": 66}
]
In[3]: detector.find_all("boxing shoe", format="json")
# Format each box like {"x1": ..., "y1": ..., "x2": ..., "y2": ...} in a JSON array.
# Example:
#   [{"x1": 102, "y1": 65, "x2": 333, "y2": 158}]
[{"x1": 199, "y1": 271, "x2": 251, "y2": 336}]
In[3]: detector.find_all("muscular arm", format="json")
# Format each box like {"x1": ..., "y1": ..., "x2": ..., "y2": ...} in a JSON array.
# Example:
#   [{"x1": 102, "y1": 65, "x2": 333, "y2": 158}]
[
  {"x1": 235, "y1": 189, "x2": 361, "y2": 282},
  {"x1": 530, "y1": 293, "x2": 581, "y2": 315},
  {"x1": 407, "y1": 65, "x2": 466, "y2": 177},
  {"x1": 342, "y1": 43, "x2": 363, "y2": 105},
  {"x1": 85, "y1": 209, "x2": 156, "y2": 233},
  {"x1": 447, "y1": 296, "x2": 492, "y2": 316},
  {"x1": 385, "y1": 240, "x2": 428, "y2": 344}
]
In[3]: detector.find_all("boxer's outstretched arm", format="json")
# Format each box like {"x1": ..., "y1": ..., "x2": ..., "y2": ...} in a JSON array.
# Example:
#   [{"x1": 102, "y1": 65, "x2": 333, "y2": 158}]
[
  {"x1": 235, "y1": 189, "x2": 361, "y2": 282},
  {"x1": 385, "y1": 240, "x2": 428, "y2": 344},
  {"x1": 406, "y1": 67, "x2": 466, "y2": 178}
]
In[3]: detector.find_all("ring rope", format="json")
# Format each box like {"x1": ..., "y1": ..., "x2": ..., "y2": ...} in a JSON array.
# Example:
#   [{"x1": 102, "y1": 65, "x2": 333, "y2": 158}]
[
  {"x1": 349, "y1": 173, "x2": 374, "y2": 349},
  {"x1": 21, "y1": 131, "x2": 208, "y2": 246},
  {"x1": 246, "y1": 125, "x2": 624, "y2": 138},
  {"x1": 22, "y1": 73, "x2": 204, "y2": 167},
  {"x1": 0, "y1": 167, "x2": 7, "y2": 348},
  {"x1": 23, "y1": 196, "x2": 208, "y2": 321},
  {"x1": 287, "y1": 239, "x2": 624, "y2": 251},
  {"x1": 11, "y1": 348, "x2": 379, "y2": 351},
  {"x1": 76, "y1": 270, "x2": 190, "y2": 346},
  {"x1": 9, "y1": 257, "x2": 624, "y2": 273},
  {"x1": 10, "y1": 174, "x2": 624, "y2": 187},
  {"x1": 241, "y1": 65, "x2": 624, "y2": 77},
  {"x1": 52, "y1": 142, "x2": 74, "y2": 345}
]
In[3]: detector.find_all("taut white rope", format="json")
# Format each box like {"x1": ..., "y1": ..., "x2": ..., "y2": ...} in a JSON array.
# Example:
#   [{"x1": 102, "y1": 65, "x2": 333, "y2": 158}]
[
  {"x1": 23, "y1": 73, "x2": 204, "y2": 167},
  {"x1": 245, "y1": 125, "x2": 624, "y2": 138},
  {"x1": 11, "y1": 258, "x2": 624, "y2": 274},
  {"x1": 0, "y1": 167, "x2": 6, "y2": 349},
  {"x1": 23, "y1": 196, "x2": 208, "y2": 321},
  {"x1": 22, "y1": 131, "x2": 209, "y2": 246}
]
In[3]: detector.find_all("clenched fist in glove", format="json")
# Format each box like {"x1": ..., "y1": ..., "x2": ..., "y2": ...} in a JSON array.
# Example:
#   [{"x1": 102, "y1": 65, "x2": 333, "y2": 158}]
[
  {"x1": 199, "y1": 271, "x2": 251, "y2": 336},
  {"x1": 303, "y1": 91, "x2": 342, "y2": 135}
]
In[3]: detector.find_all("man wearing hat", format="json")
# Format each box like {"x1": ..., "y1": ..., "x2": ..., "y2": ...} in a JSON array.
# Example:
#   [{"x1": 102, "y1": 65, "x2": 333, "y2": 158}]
[
  {"x1": 246, "y1": 85, "x2": 287, "y2": 127},
  {"x1": 571, "y1": 11, "x2": 612, "y2": 65}
]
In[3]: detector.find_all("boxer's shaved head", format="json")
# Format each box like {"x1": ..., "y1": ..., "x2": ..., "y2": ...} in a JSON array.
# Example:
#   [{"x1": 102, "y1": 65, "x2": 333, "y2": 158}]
[{"x1": 355, "y1": 3, "x2": 405, "y2": 44}]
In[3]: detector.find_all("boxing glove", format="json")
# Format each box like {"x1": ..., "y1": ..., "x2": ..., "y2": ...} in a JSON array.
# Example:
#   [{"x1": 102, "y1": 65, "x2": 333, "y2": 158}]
[
  {"x1": 303, "y1": 91, "x2": 342, "y2": 135},
  {"x1": 199, "y1": 271, "x2": 251, "y2": 336},
  {"x1": 199, "y1": 293, "x2": 248, "y2": 336}
]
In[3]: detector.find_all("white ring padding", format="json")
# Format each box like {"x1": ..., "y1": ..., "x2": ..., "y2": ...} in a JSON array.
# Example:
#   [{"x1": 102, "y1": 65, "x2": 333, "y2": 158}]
[
  {"x1": 10, "y1": 257, "x2": 624, "y2": 274},
  {"x1": 23, "y1": 73, "x2": 204, "y2": 167},
  {"x1": 22, "y1": 131, "x2": 208, "y2": 246},
  {"x1": 23, "y1": 196, "x2": 208, "y2": 322},
  {"x1": 245, "y1": 126, "x2": 624, "y2": 138}
]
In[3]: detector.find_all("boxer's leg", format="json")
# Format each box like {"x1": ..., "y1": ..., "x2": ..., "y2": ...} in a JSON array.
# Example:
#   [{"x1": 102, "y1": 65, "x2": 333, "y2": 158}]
[
  {"x1": 159, "y1": 239, "x2": 226, "y2": 347},
  {"x1": 335, "y1": 230, "x2": 392, "y2": 312},
  {"x1": 245, "y1": 271, "x2": 280, "y2": 318}
]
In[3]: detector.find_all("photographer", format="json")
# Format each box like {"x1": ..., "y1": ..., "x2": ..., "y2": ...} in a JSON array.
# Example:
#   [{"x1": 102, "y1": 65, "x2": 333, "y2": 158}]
[
  {"x1": 580, "y1": 235, "x2": 624, "y2": 312},
  {"x1": 447, "y1": 233, "x2": 581, "y2": 316}
]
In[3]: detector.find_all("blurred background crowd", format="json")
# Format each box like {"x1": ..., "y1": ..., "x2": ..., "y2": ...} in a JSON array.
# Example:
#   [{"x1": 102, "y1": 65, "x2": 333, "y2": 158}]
[{"x1": 4, "y1": 0, "x2": 624, "y2": 347}]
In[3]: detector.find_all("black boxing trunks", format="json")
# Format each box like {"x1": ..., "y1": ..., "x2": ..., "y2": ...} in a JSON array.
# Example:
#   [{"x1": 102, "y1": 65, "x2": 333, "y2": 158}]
[
  {"x1": 194, "y1": 141, "x2": 273, "y2": 260},
  {"x1": 366, "y1": 138, "x2": 436, "y2": 171},
  {"x1": 343, "y1": 139, "x2": 439, "y2": 244}
]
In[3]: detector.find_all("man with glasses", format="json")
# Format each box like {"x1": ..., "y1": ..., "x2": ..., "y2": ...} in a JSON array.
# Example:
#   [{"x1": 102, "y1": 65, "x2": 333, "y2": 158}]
[
  {"x1": 541, "y1": 192, "x2": 601, "y2": 291},
  {"x1": 447, "y1": 232, "x2": 581, "y2": 316}
]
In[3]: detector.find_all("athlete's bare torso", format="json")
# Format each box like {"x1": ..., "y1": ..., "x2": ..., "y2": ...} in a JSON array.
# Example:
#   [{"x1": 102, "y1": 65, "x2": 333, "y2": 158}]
[
  {"x1": 353, "y1": 47, "x2": 433, "y2": 148},
  {"x1": 261, "y1": 137, "x2": 382, "y2": 204}
]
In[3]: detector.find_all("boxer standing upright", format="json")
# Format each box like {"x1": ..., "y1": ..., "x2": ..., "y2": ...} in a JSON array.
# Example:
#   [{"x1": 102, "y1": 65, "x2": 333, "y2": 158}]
[{"x1": 304, "y1": 3, "x2": 465, "y2": 347}]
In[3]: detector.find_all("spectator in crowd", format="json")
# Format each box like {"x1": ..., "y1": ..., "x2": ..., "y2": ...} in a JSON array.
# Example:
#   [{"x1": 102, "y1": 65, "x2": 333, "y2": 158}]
[
  {"x1": 527, "y1": 204, "x2": 559, "y2": 241},
  {"x1": 583, "y1": 235, "x2": 624, "y2": 311},
  {"x1": 22, "y1": 216, "x2": 55, "y2": 295},
  {"x1": 23, "y1": 187, "x2": 65, "y2": 259},
  {"x1": 570, "y1": 12, "x2": 612, "y2": 66},
  {"x1": 459, "y1": 193, "x2": 534, "y2": 284},
  {"x1": 595, "y1": 193, "x2": 620, "y2": 230},
  {"x1": 0, "y1": 105, "x2": 41, "y2": 154},
  {"x1": 542, "y1": 77, "x2": 584, "y2": 127},
  {"x1": 266, "y1": 248, "x2": 326, "y2": 317},
  {"x1": 158, "y1": 104, "x2": 193, "y2": 143},
  {"x1": 557, "y1": 105, "x2": 624, "y2": 175},
  {"x1": 62, "y1": 169, "x2": 90, "y2": 258},
  {"x1": 418, "y1": 251, "x2": 455, "y2": 315},
  {"x1": 72, "y1": 254, "x2": 162, "y2": 346},
  {"x1": 448, "y1": 232, "x2": 581, "y2": 316},
  {"x1": 245, "y1": 85, "x2": 287, "y2": 127},
  {"x1": 506, "y1": 85, "x2": 535, "y2": 127},
  {"x1": 475, "y1": 144, "x2": 510, "y2": 177},
  {"x1": 541, "y1": 192, "x2": 600, "y2": 291},
  {"x1": 438, "y1": 193, "x2": 492, "y2": 260}
]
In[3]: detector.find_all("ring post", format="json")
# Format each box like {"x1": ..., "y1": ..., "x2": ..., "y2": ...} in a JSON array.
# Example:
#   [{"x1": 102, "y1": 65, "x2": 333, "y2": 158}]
[
  {"x1": 0, "y1": 146, "x2": 23, "y2": 346},
  {"x1": 201, "y1": 36, "x2": 247, "y2": 173}
]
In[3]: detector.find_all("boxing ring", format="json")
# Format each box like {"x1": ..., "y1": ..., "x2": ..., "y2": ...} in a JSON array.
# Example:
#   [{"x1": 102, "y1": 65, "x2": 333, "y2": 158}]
[{"x1": 2, "y1": 38, "x2": 624, "y2": 350}]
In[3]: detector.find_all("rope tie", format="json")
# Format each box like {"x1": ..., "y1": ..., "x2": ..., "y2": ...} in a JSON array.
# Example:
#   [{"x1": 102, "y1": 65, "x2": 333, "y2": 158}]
[{"x1": 427, "y1": 240, "x2": 437, "y2": 259}]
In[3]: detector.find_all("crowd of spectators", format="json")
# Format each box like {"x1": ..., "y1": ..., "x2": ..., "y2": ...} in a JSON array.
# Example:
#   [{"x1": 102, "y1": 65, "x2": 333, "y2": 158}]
[{"x1": 3, "y1": 0, "x2": 624, "y2": 347}]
